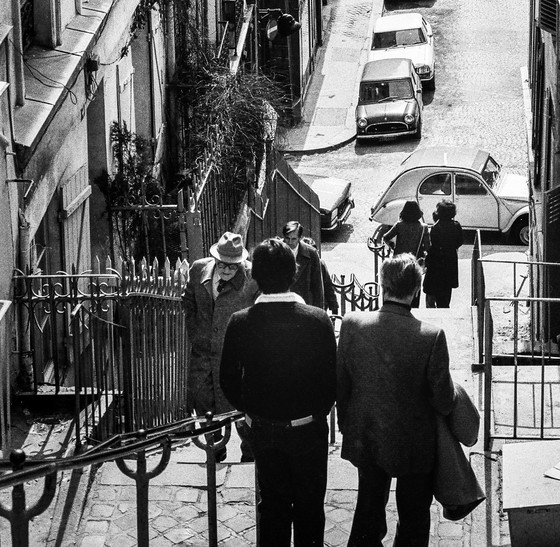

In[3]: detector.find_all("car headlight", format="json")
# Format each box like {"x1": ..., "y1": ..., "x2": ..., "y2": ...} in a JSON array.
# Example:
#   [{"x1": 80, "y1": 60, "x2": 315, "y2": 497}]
[
  {"x1": 357, "y1": 117, "x2": 368, "y2": 128},
  {"x1": 404, "y1": 114, "x2": 415, "y2": 123},
  {"x1": 415, "y1": 65, "x2": 430, "y2": 74}
]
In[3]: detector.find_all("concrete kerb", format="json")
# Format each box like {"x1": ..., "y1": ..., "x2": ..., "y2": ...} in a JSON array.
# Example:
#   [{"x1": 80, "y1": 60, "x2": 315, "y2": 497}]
[{"x1": 278, "y1": 0, "x2": 384, "y2": 154}]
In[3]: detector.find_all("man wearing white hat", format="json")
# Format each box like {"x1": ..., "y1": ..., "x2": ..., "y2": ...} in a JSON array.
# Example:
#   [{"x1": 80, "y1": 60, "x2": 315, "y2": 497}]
[{"x1": 184, "y1": 232, "x2": 259, "y2": 461}]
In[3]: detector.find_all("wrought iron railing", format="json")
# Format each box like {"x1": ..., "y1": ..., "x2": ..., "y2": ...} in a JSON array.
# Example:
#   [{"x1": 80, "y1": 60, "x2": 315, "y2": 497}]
[
  {"x1": 471, "y1": 234, "x2": 560, "y2": 449},
  {"x1": 12, "y1": 257, "x2": 190, "y2": 451},
  {"x1": 0, "y1": 412, "x2": 244, "y2": 547}
]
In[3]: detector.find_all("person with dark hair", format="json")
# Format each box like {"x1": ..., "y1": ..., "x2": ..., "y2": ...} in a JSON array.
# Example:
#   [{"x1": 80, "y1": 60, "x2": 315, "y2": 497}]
[
  {"x1": 337, "y1": 253, "x2": 456, "y2": 546},
  {"x1": 423, "y1": 199, "x2": 464, "y2": 308},
  {"x1": 184, "y1": 232, "x2": 259, "y2": 462},
  {"x1": 381, "y1": 201, "x2": 430, "y2": 307},
  {"x1": 302, "y1": 237, "x2": 339, "y2": 315},
  {"x1": 220, "y1": 238, "x2": 337, "y2": 546},
  {"x1": 282, "y1": 221, "x2": 324, "y2": 308}
]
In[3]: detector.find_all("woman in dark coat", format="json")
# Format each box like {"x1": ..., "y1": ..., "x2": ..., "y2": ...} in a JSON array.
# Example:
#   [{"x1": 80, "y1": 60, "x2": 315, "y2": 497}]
[
  {"x1": 423, "y1": 200, "x2": 464, "y2": 308},
  {"x1": 382, "y1": 200, "x2": 430, "y2": 307}
]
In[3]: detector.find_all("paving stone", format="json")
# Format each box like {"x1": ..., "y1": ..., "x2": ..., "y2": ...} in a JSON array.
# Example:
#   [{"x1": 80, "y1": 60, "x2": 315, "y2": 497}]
[
  {"x1": 152, "y1": 514, "x2": 179, "y2": 533},
  {"x1": 172, "y1": 504, "x2": 201, "y2": 522},
  {"x1": 325, "y1": 526, "x2": 349, "y2": 546},
  {"x1": 163, "y1": 526, "x2": 195, "y2": 543},
  {"x1": 84, "y1": 519, "x2": 110, "y2": 534},
  {"x1": 242, "y1": 526, "x2": 257, "y2": 544},
  {"x1": 189, "y1": 515, "x2": 211, "y2": 533},
  {"x1": 90, "y1": 503, "x2": 115, "y2": 518},
  {"x1": 95, "y1": 486, "x2": 119, "y2": 501},
  {"x1": 148, "y1": 535, "x2": 174, "y2": 546},
  {"x1": 223, "y1": 513, "x2": 255, "y2": 534},
  {"x1": 150, "y1": 486, "x2": 174, "y2": 500},
  {"x1": 113, "y1": 512, "x2": 137, "y2": 532},
  {"x1": 220, "y1": 488, "x2": 254, "y2": 503},
  {"x1": 220, "y1": 537, "x2": 252, "y2": 546},
  {"x1": 110, "y1": 534, "x2": 137, "y2": 547},
  {"x1": 327, "y1": 490, "x2": 357, "y2": 505},
  {"x1": 218, "y1": 504, "x2": 241, "y2": 521},
  {"x1": 326, "y1": 507, "x2": 353, "y2": 523},
  {"x1": 79, "y1": 536, "x2": 106, "y2": 547},
  {"x1": 175, "y1": 488, "x2": 201, "y2": 502}
]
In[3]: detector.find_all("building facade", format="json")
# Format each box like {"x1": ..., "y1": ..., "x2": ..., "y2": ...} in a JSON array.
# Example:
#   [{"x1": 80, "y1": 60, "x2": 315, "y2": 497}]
[{"x1": 527, "y1": 0, "x2": 560, "y2": 339}]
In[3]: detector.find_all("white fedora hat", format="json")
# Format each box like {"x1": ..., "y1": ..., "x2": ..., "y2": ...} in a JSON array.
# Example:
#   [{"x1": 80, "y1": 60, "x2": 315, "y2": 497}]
[{"x1": 209, "y1": 232, "x2": 248, "y2": 264}]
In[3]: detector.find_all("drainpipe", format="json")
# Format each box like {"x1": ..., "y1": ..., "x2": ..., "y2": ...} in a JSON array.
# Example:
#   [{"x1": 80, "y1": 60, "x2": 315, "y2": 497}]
[{"x1": 17, "y1": 210, "x2": 33, "y2": 391}]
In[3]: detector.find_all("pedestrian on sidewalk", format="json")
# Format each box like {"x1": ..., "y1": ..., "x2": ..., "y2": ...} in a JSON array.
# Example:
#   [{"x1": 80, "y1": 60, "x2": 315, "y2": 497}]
[
  {"x1": 183, "y1": 232, "x2": 259, "y2": 462},
  {"x1": 423, "y1": 199, "x2": 464, "y2": 308},
  {"x1": 337, "y1": 253, "x2": 456, "y2": 546},
  {"x1": 381, "y1": 200, "x2": 430, "y2": 308},
  {"x1": 302, "y1": 236, "x2": 339, "y2": 315},
  {"x1": 282, "y1": 221, "x2": 325, "y2": 308},
  {"x1": 220, "y1": 238, "x2": 337, "y2": 546}
]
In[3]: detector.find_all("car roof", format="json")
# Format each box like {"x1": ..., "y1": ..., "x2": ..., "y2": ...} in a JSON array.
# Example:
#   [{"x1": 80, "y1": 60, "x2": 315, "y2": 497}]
[
  {"x1": 361, "y1": 58, "x2": 414, "y2": 81},
  {"x1": 397, "y1": 147, "x2": 491, "y2": 174},
  {"x1": 373, "y1": 13, "x2": 424, "y2": 32}
]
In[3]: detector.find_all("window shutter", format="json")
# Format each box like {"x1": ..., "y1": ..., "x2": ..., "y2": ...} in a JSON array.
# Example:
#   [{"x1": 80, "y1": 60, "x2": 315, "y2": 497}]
[{"x1": 539, "y1": 0, "x2": 557, "y2": 34}]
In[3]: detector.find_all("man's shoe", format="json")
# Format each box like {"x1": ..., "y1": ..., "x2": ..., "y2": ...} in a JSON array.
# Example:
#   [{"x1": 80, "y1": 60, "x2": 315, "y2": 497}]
[
  {"x1": 240, "y1": 454, "x2": 254, "y2": 463},
  {"x1": 214, "y1": 446, "x2": 227, "y2": 463}
]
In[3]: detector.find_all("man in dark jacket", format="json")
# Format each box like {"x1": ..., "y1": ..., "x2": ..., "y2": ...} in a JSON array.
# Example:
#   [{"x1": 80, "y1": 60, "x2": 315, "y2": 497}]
[
  {"x1": 337, "y1": 253, "x2": 456, "y2": 546},
  {"x1": 220, "y1": 238, "x2": 337, "y2": 546},
  {"x1": 282, "y1": 221, "x2": 324, "y2": 308}
]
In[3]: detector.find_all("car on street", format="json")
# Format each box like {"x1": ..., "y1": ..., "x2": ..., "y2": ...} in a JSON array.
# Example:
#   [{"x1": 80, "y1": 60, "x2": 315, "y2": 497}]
[
  {"x1": 369, "y1": 13, "x2": 436, "y2": 90},
  {"x1": 356, "y1": 58, "x2": 423, "y2": 141},
  {"x1": 369, "y1": 147, "x2": 530, "y2": 244},
  {"x1": 299, "y1": 174, "x2": 355, "y2": 231}
]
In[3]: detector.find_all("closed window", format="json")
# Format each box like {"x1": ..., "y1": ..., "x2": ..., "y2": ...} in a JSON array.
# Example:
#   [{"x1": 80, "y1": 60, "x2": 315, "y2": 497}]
[
  {"x1": 419, "y1": 173, "x2": 451, "y2": 195},
  {"x1": 455, "y1": 174, "x2": 488, "y2": 195}
]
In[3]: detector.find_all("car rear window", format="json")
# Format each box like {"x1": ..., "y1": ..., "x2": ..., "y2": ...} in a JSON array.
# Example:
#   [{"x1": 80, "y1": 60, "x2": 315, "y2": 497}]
[
  {"x1": 373, "y1": 28, "x2": 426, "y2": 49},
  {"x1": 359, "y1": 79, "x2": 414, "y2": 103},
  {"x1": 419, "y1": 173, "x2": 452, "y2": 195}
]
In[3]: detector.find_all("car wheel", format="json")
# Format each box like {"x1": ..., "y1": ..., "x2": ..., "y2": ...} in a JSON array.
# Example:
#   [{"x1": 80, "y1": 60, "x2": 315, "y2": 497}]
[
  {"x1": 412, "y1": 118, "x2": 422, "y2": 140},
  {"x1": 511, "y1": 217, "x2": 529, "y2": 245},
  {"x1": 426, "y1": 72, "x2": 436, "y2": 91}
]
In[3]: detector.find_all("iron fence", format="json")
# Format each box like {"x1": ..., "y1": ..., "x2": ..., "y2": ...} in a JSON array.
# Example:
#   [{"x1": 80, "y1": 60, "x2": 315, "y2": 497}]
[
  {"x1": 12, "y1": 257, "x2": 190, "y2": 450},
  {"x1": 471, "y1": 235, "x2": 560, "y2": 449},
  {"x1": 0, "y1": 412, "x2": 244, "y2": 547}
]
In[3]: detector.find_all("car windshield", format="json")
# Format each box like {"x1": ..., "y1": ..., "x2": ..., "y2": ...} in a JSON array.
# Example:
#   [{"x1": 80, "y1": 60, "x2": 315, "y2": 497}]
[
  {"x1": 373, "y1": 28, "x2": 426, "y2": 49},
  {"x1": 481, "y1": 155, "x2": 501, "y2": 187},
  {"x1": 359, "y1": 79, "x2": 413, "y2": 103}
]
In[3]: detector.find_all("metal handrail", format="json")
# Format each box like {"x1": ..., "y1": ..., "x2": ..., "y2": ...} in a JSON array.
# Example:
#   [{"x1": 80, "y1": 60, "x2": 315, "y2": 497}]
[{"x1": 0, "y1": 411, "x2": 244, "y2": 547}]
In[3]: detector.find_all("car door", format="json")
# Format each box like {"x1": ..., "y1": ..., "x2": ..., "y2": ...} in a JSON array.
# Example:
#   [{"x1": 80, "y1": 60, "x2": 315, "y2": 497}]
[
  {"x1": 417, "y1": 172, "x2": 451, "y2": 221},
  {"x1": 453, "y1": 172, "x2": 499, "y2": 229}
]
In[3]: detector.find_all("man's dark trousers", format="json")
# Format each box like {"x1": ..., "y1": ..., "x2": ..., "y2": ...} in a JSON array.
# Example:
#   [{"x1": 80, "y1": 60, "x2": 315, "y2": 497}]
[
  {"x1": 348, "y1": 463, "x2": 433, "y2": 547},
  {"x1": 248, "y1": 419, "x2": 328, "y2": 546}
]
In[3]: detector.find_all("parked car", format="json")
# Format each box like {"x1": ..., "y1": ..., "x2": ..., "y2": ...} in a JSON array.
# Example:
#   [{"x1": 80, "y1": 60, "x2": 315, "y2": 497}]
[
  {"x1": 370, "y1": 147, "x2": 530, "y2": 244},
  {"x1": 369, "y1": 12, "x2": 435, "y2": 90},
  {"x1": 356, "y1": 58, "x2": 423, "y2": 141},
  {"x1": 299, "y1": 174, "x2": 355, "y2": 231}
]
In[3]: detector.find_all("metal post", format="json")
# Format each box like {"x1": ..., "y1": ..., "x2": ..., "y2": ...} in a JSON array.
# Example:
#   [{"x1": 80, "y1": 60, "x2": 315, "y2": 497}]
[
  {"x1": 115, "y1": 435, "x2": 172, "y2": 547},
  {"x1": 0, "y1": 450, "x2": 57, "y2": 547},
  {"x1": 483, "y1": 302, "x2": 493, "y2": 451},
  {"x1": 192, "y1": 412, "x2": 232, "y2": 547}
]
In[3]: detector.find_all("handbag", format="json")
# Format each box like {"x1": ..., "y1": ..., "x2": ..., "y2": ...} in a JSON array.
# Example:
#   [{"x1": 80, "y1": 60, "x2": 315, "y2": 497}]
[
  {"x1": 415, "y1": 225, "x2": 427, "y2": 270},
  {"x1": 433, "y1": 383, "x2": 486, "y2": 521}
]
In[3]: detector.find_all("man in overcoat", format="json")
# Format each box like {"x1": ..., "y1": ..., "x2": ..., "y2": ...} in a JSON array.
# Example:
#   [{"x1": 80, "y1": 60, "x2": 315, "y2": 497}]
[
  {"x1": 220, "y1": 238, "x2": 336, "y2": 546},
  {"x1": 184, "y1": 232, "x2": 259, "y2": 461},
  {"x1": 282, "y1": 221, "x2": 324, "y2": 308},
  {"x1": 337, "y1": 253, "x2": 456, "y2": 546}
]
